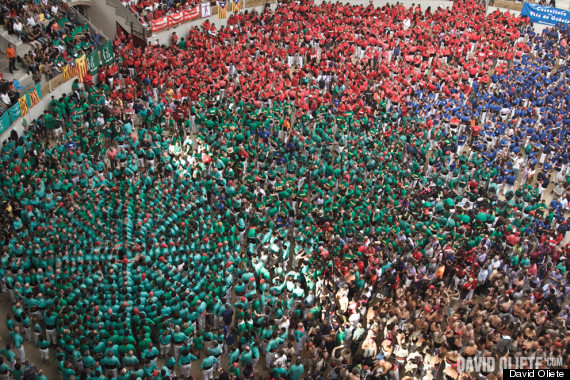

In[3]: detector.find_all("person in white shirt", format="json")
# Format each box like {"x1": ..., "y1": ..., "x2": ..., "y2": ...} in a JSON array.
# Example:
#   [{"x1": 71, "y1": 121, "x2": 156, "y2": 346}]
[
  {"x1": 13, "y1": 20, "x2": 24, "y2": 40},
  {"x1": 551, "y1": 182, "x2": 565, "y2": 201},
  {"x1": 1, "y1": 92, "x2": 11, "y2": 106},
  {"x1": 272, "y1": 352, "x2": 287, "y2": 368},
  {"x1": 499, "y1": 107, "x2": 510, "y2": 121},
  {"x1": 277, "y1": 316, "x2": 290, "y2": 332},
  {"x1": 26, "y1": 14, "x2": 36, "y2": 27},
  {"x1": 560, "y1": 195, "x2": 569, "y2": 211},
  {"x1": 512, "y1": 154, "x2": 524, "y2": 178}
]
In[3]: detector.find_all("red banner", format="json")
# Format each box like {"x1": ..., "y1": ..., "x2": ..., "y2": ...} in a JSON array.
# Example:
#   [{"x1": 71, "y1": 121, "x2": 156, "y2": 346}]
[
  {"x1": 151, "y1": 6, "x2": 201, "y2": 33},
  {"x1": 151, "y1": 16, "x2": 169, "y2": 33},
  {"x1": 183, "y1": 6, "x2": 200, "y2": 21},
  {"x1": 169, "y1": 12, "x2": 184, "y2": 26}
]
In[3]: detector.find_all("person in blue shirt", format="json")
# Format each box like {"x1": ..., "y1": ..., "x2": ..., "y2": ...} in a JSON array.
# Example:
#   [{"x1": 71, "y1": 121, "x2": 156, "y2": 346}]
[
  {"x1": 536, "y1": 169, "x2": 550, "y2": 197},
  {"x1": 504, "y1": 172, "x2": 517, "y2": 196}
]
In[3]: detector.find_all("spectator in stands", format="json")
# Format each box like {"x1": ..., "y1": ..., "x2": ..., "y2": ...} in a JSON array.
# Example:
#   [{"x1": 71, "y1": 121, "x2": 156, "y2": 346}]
[
  {"x1": 25, "y1": 25, "x2": 45, "y2": 49},
  {"x1": 12, "y1": 18, "x2": 24, "y2": 40},
  {"x1": 21, "y1": 53, "x2": 34, "y2": 75},
  {"x1": 0, "y1": 91, "x2": 11, "y2": 112}
]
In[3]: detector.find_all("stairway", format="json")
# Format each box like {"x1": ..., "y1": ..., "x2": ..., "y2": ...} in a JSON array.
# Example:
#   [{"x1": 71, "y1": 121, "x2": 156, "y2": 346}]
[
  {"x1": 0, "y1": 27, "x2": 28, "y2": 52},
  {"x1": 0, "y1": 23, "x2": 35, "y2": 94},
  {"x1": 105, "y1": 0, "x2": 147, "y2": 38}
]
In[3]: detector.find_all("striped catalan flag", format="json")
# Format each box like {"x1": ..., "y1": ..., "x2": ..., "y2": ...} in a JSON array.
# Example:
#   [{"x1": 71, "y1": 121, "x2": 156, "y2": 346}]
[
  {"x1": 75, "y1": 54, "x2": 88, "y2": 83},
  {"x1": 62, "y1": 64, "x2": 75, "y2": 81},
  {"x1": 232, "y1": 0, "x2": 240, "y2": 13},
  {"x1": 18, "y1": 96, "x2": 28, "y2": 117},
  {"x1": 28, "y1": 87, "x2": 40, "y2": 108},
  {"x1": 218, "y1": 1, "x2": 227, "y2": 19}
]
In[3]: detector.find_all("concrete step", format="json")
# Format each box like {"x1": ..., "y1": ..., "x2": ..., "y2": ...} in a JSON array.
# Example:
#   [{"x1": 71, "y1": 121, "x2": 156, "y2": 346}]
[
  {"x1": 0, "y1": 28, "x2": 33, "y2": 59},
  {"x1": 0, "y1": 52, "x2": 35, "y2": 91},
  {"x1": 0, "y1": 27, "x2": 25, "y2": 49}
]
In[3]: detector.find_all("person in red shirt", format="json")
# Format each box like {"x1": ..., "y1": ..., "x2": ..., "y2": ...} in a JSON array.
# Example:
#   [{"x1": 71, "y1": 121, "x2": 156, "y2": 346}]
[{"x1": 469, "y1": 122, "x2": 481, "y2": 145}]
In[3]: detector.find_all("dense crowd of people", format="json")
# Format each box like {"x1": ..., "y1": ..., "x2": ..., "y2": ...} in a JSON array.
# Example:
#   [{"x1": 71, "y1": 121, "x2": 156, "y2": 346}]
[
  {"x1": 1, "y1": 0, "x2": 103, "y2": 85},
  {"x1": 0, "y1": 0, "x2": 569, "y2": 379}
]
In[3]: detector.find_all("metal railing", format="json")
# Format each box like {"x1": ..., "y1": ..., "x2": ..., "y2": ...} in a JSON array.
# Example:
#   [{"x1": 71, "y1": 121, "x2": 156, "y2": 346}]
[{"x1": 57, "y1": 0, "x2": 110, "y2": 42}]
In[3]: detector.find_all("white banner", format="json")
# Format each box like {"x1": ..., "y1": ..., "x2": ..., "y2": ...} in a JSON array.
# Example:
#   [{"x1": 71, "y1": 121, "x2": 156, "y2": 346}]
[{"x1": 201, "y1": 3, "x2": 212, "y2": 18}]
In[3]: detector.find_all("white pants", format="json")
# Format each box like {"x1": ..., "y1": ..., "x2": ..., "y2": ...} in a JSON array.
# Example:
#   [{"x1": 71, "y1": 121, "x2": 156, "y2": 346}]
[
  {"x1": 265, "y1": 352, "x2": 274, "y2": 368},
  {"x1": 173, "y1": 344, "x2": 183, "y2": 361},
  {"x1": 15, "y1": 345, "x2": 25, "y2": 362},
  {"x1": 105, "y1": 368, "x2": 118, "y2": 378},
  {"x1": 252, "y1": 356, "x2": 260, "y2": 370},
  {"x1": 214, "y1": 315, "x2": 222, "y2": 329},
  {"x1": 40, "y1": 348, "x2": 49, "y2": 361},
  {"x1": 180, "y1": 363, "x2": 191, "y2": 378},
  {"x1": 46, "y1": 329, "x2": 57, "y2": 344},
  {"x1": 160, "y1": 343, "x2": 171, "y2": 356},
  {"x1": 202, "y1": 367, "x2": 213, "y2": 380},
  {"x1": 288, "y1": 55, "x2": 294, "y2": 67},
  {"x1": 198, "y1": 314, "x2": 205, "y2": 331},
  {"x1": 23, "y1": 326, "x2": 33, "y2": 342}
]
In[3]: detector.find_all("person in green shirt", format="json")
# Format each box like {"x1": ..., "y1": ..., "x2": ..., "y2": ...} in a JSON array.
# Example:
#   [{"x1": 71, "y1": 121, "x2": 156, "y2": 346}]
[
  {"x1": 12, "y1": 363, "x2": 22, "y2": 380},
  {"x1": 206, "y1": 341, "x2": 222, "y2": 370},
  {"x1": 271, "y1": 361, "x2": 287, "y2": 379},
  {"x1": 37, "y1": 334, "x2": 50, "y2": 364},
  {"x1": 171, "y1": 326, "x2": 187, "y2": 361},
  {"x1": 178, "y1": 348, "x2": 198, "y2": 378},
  {"x1": 200, "y1": 355, "x2": 217, "y2": 380},
  {"x1": 239, "y1": 345, "x2": 252, "y2": 367},
  {"x1": 100, "y1": 351, "x2": 120, "y2": 378},
  {"x1": 288, "y1": 358, "x2": 304, "y2": 380},
  {"x1": 0, "y1": 357, "x2": 10, "y2": 380},
  {"x1": 9, "y1": 328, "x2": 24, "y2": 363},
  {"x1": 121, "y1": 351, "x2": 139, "y2": 369}
]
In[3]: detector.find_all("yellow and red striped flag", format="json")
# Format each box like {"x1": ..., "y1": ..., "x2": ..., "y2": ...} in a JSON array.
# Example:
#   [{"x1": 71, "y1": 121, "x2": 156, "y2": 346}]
[
  {"x1": 218, "y1": 1, "x2": 227, "y2": 18},
  {"x1": 28, "y1": 86, "x2": 40, "y2": 108},
  {"x1": 62, "y1": 64, "x2": 75, "y2": 81},
  {"x1": 18, "y1": 96, "x2": 28, "y2": 117},
  {"x1": 75, "y1": 54, "x2": 88, "y2": 83},
  {"x1": 232, "y1": 0, "x2": 240, "y2": 13}
]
